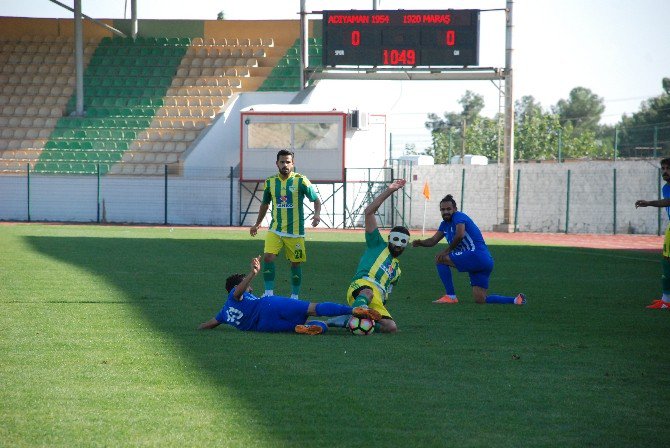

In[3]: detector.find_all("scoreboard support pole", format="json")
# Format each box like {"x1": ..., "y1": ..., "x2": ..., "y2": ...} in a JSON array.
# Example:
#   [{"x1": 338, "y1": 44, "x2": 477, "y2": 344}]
[{"x1": 494, "y1": 0, "x2": 515, "y2": 233}]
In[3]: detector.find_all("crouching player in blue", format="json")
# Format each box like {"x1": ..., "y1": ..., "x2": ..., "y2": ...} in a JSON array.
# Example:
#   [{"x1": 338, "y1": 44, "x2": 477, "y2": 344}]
[
  {"x1": 198, "y1": 255, "x2": 381, "y2": 334},
  {"x1": 412, "y1": 194, "x2": 526, "y2": 305}
]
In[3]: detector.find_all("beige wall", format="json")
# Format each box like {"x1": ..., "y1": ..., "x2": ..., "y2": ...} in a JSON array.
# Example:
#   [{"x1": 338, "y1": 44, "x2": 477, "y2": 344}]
[
  {"x1": 204, "y1": 20, "x2": 303, "y2": 47},
  {"x1": 0, "y1": 17, "x2": 114, "y2": 39}
]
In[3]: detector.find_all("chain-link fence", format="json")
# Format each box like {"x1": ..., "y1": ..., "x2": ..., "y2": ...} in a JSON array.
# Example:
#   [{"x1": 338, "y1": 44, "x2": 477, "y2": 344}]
[
  {"x1": 407, "y1": 160, "x2": 666, "y2": 235},
  {"x1": 0, "y1": 160, "x2": 665, "y2": 235},
  {"x1": 0, "y1": 165, "x2": 239, "y2": 225}
]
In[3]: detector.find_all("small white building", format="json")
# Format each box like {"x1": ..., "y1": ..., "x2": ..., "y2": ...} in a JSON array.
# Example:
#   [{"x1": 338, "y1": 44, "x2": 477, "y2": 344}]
[
  {"x1": 450, "y1": 154, "x2": 489, "y2": 165},
  {"x1": 397, "y1": 154, "x2": 435, "y2": 166}
]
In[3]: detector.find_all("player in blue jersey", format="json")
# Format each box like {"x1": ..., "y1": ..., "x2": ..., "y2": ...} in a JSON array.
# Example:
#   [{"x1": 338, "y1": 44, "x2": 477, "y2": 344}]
[
  {"x1": 198, "y1": 256, "x2": 381, "y2": 334},
  {"x1": 412, "y1": 194, "x2": 526, "y2": 305},
  {"x1": 635, "y1": 157, "x2": 670, "y2": 309}
]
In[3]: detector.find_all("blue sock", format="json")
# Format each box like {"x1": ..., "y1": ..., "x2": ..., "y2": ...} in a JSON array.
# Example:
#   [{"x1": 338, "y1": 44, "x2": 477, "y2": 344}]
[
  {"x1": 485, "y1": 294, "x2": 516, "y2": 304},
  {"x1": 315, "y1": 302, "x2": 353, "y2": 316},
  {"x1": 436, "y1": 263, "x2": 456, "y2": 296},
  {"x1": 325, "y1": 315, "x2": 350, "y2": 328},
  {"x1": 304, "y1": 320, "x2": 328, "y2": 334}
]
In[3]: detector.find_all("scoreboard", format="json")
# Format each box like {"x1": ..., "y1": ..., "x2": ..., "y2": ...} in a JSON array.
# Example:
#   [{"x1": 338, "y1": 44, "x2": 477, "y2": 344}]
[{"x1": 322, "y1": 10, "x2": 480, "y2": 67}]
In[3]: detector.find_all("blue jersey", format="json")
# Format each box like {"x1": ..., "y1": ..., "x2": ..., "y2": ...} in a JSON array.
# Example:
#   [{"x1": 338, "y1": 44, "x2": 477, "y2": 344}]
[
  {"x1": 438, "y1": 210, "x2": 490, "y2": 255},
  {"x1": 663, "y1": 183, "x2": 670, "y2": 220},
  {"x1": 215, "y1": 288, "x2": 310, "y2": 332},
  {"x1": 216, "y1": 289, "x2": 263, "y2": 331},
  {"x1": 438, "y1": 210, "x2": 494, "y2": 288}
]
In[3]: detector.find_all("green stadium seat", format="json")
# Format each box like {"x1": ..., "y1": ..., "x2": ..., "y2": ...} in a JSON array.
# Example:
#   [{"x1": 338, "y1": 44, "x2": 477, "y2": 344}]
[
  {"x1": 69, "y1": 163, "x2": 84, "y2": 173},
  {"x1": 73, "y1": 151, "x2": 87, "y2": 161}
]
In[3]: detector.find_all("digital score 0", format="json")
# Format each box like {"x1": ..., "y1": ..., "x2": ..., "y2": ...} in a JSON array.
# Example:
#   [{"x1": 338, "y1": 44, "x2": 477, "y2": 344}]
[{"x1": 322, "y1": 10, "x2": 480, "y2": 67}]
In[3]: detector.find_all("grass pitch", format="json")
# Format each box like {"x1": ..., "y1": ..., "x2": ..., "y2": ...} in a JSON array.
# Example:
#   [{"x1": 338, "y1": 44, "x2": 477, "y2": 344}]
[{"x1": 0, "y1": 224, "x2": 668, "y2": 447}]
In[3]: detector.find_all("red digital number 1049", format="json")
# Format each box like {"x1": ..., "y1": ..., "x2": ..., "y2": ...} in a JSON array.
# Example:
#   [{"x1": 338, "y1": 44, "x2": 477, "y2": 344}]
[{"x1": 382, "y1": 49, "x2": 416, "y2": 65}]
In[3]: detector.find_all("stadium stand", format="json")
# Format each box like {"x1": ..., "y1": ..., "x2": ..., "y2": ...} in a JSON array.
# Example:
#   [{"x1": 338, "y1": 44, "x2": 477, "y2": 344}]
[
  {"x1": 0, "y1": 18, "x2": 318, "y2": 175},
  {"x1": 258, "y1": 37, "x2": 321, "y2": 92}
]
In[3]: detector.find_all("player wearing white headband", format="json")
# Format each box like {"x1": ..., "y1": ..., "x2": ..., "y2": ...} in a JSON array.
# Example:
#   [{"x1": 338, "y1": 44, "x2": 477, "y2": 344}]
[{"x1": 327, "y1": 179, "x2": 409, "y2": 333}]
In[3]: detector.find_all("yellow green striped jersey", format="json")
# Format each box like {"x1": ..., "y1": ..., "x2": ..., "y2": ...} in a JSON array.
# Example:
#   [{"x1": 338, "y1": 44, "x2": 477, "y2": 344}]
[
  {"x1": 351, "y1": 228, "x2": 401, "y2": 294},
  {"x1": 262, "y1": 172, "x2": 318, "y2": 237}
]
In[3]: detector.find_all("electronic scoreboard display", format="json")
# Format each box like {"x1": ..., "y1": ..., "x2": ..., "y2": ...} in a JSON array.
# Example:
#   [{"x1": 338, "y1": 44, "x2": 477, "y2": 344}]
[{"x1": 322, "y1": 10, "x2": 480, "y2": 67}]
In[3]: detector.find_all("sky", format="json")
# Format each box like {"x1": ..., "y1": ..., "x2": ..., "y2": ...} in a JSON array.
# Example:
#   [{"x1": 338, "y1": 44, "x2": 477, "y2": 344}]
[{"x1": 3, "y1": 0, "x2": 669, "y2": 150}]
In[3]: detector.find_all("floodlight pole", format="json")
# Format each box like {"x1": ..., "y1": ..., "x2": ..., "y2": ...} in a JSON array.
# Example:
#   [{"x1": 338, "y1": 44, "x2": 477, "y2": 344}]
[
  {"x1": 494, "y1": 0, "x2": 516, "y2": 233},
  {"x1": 131, "y1": 0, "x2": 138, "y2": 39},
  {"x1": 299, "y1": 0, "x2": 308, "y2": 89},
  {"x1": 73, "y1": 0, "x2": 84, "y2": 116}
]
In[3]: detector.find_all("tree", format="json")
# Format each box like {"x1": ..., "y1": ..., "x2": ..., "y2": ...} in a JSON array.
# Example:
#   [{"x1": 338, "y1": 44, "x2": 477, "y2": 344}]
[
  {"x1": 404, "y1": 143, "x2": 418, "y2": 155},
  {"x1": 425, "y1": 91, "x2": 489, "y2": 163},
  {"x1": 617, "y1": 78, "x2": 670, "y2": 157},
  {"x1": 217, "y1": 11, "x2": 225, "y2": 20},
  {"x1": 458, "y1": 90, "x2": 485, "y2": 123},
  {"x1": 514, "y1": 101, "x2": 561, "y2": 160},
  {"x1": 515, "y1": 95, "x2": 543, "y2": 125},
  {"x1": 513, "y1": 94, "x2": 608, "y2": 161},
  {"x1": 464, "y1": 115, "x2": 500, "y2": 161},
  {"x1": 552, "y1": 87, "x2": 604, "y2": 135}
]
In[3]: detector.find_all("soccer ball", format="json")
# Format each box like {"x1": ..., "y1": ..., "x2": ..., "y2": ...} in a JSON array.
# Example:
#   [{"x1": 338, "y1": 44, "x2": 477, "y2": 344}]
[{"x1": 347, "y1": 316, "x2": 375, "y2": 336}]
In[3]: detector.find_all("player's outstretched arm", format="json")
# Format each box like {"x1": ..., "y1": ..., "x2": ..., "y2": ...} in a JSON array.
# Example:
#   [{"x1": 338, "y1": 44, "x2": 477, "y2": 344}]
[
  {"x1": 635, "y1": 198, "x2": 670, "y2": 208},
  {"x1": 197, "y1": 318, "x2": 221, "y2": 330},
  {"x1": 233, "y1": 256, "x2": 261, "y2": 300},
  {"x1": 364, "y1": 179, "x2": 406, "y2": 233},
  {"x1": 412, "y1": 231, "x2": 443, "y2": 248},
  {"x1": 250, "y1": 203, "x2": 270, "y2": 236}
]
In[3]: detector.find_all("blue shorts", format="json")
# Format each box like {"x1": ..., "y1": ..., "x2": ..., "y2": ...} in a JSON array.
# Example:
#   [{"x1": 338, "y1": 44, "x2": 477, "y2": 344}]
[
  {"x1": 255, "y1": 296, "x2": 310, "y2": 332},
  {"x1": 450, "y1": 250, "x2": 494, "y2": 289}
]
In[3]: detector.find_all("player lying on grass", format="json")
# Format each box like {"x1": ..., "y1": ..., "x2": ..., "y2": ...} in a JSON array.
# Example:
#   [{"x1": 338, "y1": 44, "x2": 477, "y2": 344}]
[
  {"x1": 412, "y1": 194, "x2": 526, "y2": 305},
  {"x1": 198, "y1": 255, "x2": 381, "y2": 334},
  {"x1": 635, "y1": 157, "x2": 670, "y2": 309},
  {"x1": 326, "y1": 179, "x2": 409, "y2": 334}
]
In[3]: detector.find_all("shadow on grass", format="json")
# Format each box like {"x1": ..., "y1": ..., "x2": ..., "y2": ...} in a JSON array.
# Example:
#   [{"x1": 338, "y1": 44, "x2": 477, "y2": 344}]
[{"x1": 24, "y1": 234, "x2": 664, "y2": 445}]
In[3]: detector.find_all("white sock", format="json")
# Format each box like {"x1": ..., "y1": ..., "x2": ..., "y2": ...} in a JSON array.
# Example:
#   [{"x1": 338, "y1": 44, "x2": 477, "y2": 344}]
[
  {"x1": 290, "y1": 294, "x2": 299, "y2": 300},
  {"x1": 263, "y1": 290, "x2": 273, "y2": 297}
]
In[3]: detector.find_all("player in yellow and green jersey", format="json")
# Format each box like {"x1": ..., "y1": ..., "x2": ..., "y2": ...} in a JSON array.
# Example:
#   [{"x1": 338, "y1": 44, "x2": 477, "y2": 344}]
[
  {"x1": 327, "y1": 179, "x2": 409, "y2": 333},
  {"x1": 250, "y1": 149, "x2": 321, "y2": 299}
]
